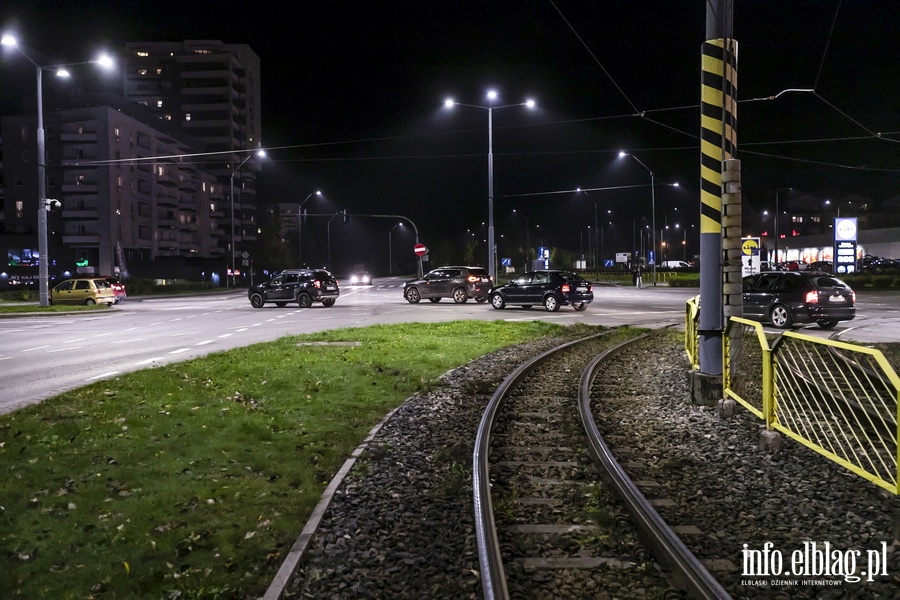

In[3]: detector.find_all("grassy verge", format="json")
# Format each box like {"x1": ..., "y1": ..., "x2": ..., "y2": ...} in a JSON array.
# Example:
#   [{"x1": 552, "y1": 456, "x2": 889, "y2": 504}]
[
  {"x1": 0, "y1": 320, "x2": 590, "y2": 598},
  {"x1": 0, "y1": 304, "x2": 113, "y2": 314}
]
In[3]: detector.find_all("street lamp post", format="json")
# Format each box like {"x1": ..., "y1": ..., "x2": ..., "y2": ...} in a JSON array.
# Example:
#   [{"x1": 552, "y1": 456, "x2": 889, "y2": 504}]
[
  {"x1": 298, "y1": 190, "x2": 322, "y2": 266},
  {"x1": 229, "y1": 149, "x2": 265, "y2": 288},
  {"x1": 388, "y1": 222, "x2": 402, "y2": 276},
  {"x1": 2, "y1": 35, "x2": 113, "y2": 306},
  {"x1": 443, "y1": 91, "x2": 535, "y2": 280},
  {"x1": 618, "y1": 152, "x2": 657, "y2": 285},
  {"x1": 618, "y1": 152, "x2": 679, "y2": 286},
  {"x1": 578, "y1": 189, "x2": 601, "y2": 268}
]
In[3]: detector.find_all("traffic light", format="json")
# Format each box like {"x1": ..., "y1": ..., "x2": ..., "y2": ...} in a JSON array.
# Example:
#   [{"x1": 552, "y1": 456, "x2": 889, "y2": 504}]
[{"x1": 341, "y1": 209, "x2": 349, "y2": 223}]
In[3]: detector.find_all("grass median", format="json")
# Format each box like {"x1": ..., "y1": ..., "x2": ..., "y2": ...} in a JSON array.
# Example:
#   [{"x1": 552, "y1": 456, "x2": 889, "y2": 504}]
[{"x1": 0, "y1": 319, "x2": 593, "y2": 599}]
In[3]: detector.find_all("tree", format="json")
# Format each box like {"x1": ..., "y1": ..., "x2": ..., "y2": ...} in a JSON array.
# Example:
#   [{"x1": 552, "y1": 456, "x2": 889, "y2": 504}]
[{"x1": 250, "y1": 208, "x2": 295, "y2": 273}]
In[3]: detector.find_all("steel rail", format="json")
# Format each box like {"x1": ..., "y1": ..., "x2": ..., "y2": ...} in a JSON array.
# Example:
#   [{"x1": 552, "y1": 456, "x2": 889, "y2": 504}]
[
  {"x1": 577, "y1": 334, "x2": 733, "y2": 600},
  {"x1": 471, "y1": 331, "x2": 609, "y2": 600}
]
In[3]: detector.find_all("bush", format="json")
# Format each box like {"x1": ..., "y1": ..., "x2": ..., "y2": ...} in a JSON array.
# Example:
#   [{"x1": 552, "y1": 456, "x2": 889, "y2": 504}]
[
  {"x1": 668, "y1": 275, "x2": 700, "y2": 287},
  {"x1": 0, "y1": 290, "x2": 37, "y2": 302}
]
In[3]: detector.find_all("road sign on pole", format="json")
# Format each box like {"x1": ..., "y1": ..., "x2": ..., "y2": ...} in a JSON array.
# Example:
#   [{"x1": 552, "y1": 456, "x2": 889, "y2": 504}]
[{"x1": 413, "y1": 243, "x2": 428, "y2": 256}]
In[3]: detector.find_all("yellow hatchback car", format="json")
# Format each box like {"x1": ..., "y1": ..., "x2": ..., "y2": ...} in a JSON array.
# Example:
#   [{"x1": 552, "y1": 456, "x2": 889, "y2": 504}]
[{"x1": 50, "y1": 278, "x2": 117, "y2": 306}]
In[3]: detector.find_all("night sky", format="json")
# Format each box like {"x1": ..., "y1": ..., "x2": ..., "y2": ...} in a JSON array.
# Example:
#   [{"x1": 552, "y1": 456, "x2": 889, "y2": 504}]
[{"x1": 2, "y1": 0, "x2": 898, "y2": 274}]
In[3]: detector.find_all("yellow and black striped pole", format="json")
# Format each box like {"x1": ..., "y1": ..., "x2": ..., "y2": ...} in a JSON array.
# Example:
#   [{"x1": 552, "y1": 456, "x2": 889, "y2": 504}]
[{"x1": 698, "y1": 29, "x2": 738, "y2": 376}]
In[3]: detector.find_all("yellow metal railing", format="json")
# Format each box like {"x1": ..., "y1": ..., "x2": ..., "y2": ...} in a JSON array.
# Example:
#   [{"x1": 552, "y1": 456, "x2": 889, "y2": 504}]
[
  {"x1": 684, "y1": 295, "x2": 700, "y2": 370},
  {"x1": 771, "y1": 331, "x2": 900, "y2": 494},
  {"x1": 720, "y1": 315, "x2": 900, "y2": 494}
]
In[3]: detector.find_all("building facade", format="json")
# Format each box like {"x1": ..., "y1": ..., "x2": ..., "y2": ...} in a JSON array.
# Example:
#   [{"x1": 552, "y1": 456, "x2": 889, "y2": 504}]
[
  {"x1": 1, "y1": 102, "x2": 230, "y2": 286},
  {"x1": 123, "y1": 40, "x2": 263, "y2": 275}
]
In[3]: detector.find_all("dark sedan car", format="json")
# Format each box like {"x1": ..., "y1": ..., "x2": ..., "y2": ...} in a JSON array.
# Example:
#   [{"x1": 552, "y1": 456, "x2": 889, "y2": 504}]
[
  {"x1": 248, "y1": 268, "x2": 339, "y2": 308},
  {"x1": 489, "y1": 270, "x2": 593, "y2": 312},
  {"x1": 403, "y1": 266, "x2": 492, "y2": 304},
  {"x1": 742, "y1": 271, "x2": 855, "y2": 329}
]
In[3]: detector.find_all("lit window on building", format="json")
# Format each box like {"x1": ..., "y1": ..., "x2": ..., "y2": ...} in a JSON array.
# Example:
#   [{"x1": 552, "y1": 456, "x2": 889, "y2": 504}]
[
  {"x1": 156, "y1": 100, "x2": 163, "y2": 108},
  {"x1": 137, "y1": 69, "x2": 148, "y2": 75},
  {"x1": 185, "y1": 113, "x2": 191, "y2": 121},
  {"x1": 136, "y1": 51, "x2": 149, "y2": 57}
]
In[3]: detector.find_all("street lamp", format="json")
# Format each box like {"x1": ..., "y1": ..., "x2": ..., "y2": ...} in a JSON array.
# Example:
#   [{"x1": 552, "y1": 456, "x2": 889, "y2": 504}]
[
  {"x1": 298, "y1": 190, "x2": 322, "y2": 266},
  {"x1": 443, "y1": 90, "x2": 536, "y2": 279},
  {"x1": 2, "y1": 34, "x2": 114, "y2": 306},
  {"x1": 618, "y1": 152, "x2": 679, "y2": 286},
  {"x1": 388, "y1": 222, "x2": 403, "y2": 276},
  {"x1": 229, "y1": 149, "x2": 265, "y2": 288}
]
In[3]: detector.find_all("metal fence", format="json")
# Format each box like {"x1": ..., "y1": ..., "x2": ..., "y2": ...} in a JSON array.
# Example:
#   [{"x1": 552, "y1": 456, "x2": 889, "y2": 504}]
[{"x1": 721, "y1": 316, "x2": 900, "y2": 494}]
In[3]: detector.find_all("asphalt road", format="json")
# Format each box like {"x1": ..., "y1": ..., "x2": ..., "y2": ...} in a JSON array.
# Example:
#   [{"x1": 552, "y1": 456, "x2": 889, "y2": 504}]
[{"x1": 1, "y1": 280, "x2": 897, "y2": 413}]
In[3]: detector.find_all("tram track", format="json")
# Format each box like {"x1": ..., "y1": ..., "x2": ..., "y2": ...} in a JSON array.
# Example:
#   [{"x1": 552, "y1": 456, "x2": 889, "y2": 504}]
[{"x1": 473, "y1": 330, "x2": 729, "y2": 599}]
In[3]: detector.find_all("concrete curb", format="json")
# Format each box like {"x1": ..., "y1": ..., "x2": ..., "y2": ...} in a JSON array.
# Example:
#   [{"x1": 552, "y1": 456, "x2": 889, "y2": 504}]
[{"x1": 261, "y1": 404, "x2": 403, "y2": 600}]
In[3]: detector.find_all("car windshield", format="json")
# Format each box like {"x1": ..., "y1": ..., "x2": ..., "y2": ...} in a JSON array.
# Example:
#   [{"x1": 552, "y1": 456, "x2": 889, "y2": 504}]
[{"x1": 93, "y1": 280, "x2": 111, "y2": 289}]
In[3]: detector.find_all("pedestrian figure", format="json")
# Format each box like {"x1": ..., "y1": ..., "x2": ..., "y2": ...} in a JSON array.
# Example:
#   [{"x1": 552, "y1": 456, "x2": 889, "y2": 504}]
[{"x1": 631, "y1": 264, "x2": 643, "y2": 288}]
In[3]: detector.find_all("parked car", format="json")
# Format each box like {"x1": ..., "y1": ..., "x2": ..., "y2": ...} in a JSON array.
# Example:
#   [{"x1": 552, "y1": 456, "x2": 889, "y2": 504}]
[
  {"x1": 779, "y1": 260, "x2": 808, "y2": 271},
  {"x1": 50, "y1": 278, "x2": 117, "y2": 306},
  {"x1": 248, "y1": 268, "x2": 339, "y2": 308},
  {"x1": 742, "y1": 271, "x2": 855, "y2": 329},
  {"x1": 807, "y1": 261, "x2": 833, "y2": 273},
  {"x1": 349, "y1": 271, "x2": 373, "y2": 285},
  {"x1": 661, "y1": 260, "x2": 690, "y2": 269},
  {"x1": 489, "y1": 270, "x2": 593, "y2": 312},
  {"x1": 99, "y1": 276, "x2": 127, "y2": 302},
  {"x1": 403, "y1": 266, "x2": 492, "y2": 304}
]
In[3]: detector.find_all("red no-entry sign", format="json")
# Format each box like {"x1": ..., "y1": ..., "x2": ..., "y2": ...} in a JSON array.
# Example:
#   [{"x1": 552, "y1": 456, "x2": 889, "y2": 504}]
[{"x1": 413, "y1": 243, "x2": 428, "y2": 256}]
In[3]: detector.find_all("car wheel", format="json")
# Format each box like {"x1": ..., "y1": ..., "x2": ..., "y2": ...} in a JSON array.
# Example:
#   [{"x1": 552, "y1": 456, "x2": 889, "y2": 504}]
[
  {"x1": 452, "y1": 287, "x2": 468, "y2": 304},
  {"x1": 322, "y1": 299, "x2": 335, "y2": 307},
  {"x1": 475, "y1": 295, "x2": 487, "y2": 303},
  {"x1": 543, "y1": 295, "x2": 560, "y2": 312},
  {"x1": 275, "y1": 301, "x2": 288, "y2": 308},
  {"x1": 574, "y1": 302, "x2": 588, "y2": 312},
  {"x1": 297, "y1": 293, "x2": 313, "y2": 308},
  {"x1": 490, "y1": 293, "x2": 506, "y2": 310},
  {"x1": 405, "y1": 288, "x2": 421, "y2": 303},
  {"x1": 250, "y1": 293, "x2": 265, "y2": 308},
  {"x1": 429, "y1": 297, "x2": 441, "y2": 303},
  {"x1": 816, "y1": 319, "x2": 838, "y2": 329},
  {"x1": 85, "y1": 298, "x2": 96, "y2": 306},
  {"x1": 769, "y1": 304, "x2": 793, "y2": 328}
]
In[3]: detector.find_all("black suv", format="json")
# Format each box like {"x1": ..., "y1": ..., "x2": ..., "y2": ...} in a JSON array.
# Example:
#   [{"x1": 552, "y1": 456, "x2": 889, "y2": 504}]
[
  {"x1": 403, "y1": 266, "x2": 492, "y2": 304},
  {"x1": 248, "y1": 269, "x2": 340, "y2": 308},
  {"x1": 742, "y1": 271, "x2": 855, "y2": 329},
  {"x1": 489, "y1": 270, "x2": 593, "y2": 312}
]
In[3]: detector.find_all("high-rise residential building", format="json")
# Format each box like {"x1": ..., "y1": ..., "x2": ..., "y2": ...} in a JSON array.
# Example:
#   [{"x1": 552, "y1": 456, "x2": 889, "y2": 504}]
[{"x1": 122, "y1": 40, "x2": 262, "y2": 271}]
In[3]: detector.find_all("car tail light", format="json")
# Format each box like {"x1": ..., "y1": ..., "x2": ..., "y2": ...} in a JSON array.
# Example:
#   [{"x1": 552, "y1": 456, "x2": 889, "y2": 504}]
[
  {"x1": 851, "y1": 290, "x2": 856, "y2": 303},
  {"x1": 805, "y1": 291, "x2": 818, "y2": 304},
  {"x1": 314, "y1": 280, "x2": 322, "y2": 289},
  {"x1": 561, "y1": 283, "x2": 570, "y2": 293},
  {"x1": 468, "y1": 275, "x2": 479, "y2": 283}
]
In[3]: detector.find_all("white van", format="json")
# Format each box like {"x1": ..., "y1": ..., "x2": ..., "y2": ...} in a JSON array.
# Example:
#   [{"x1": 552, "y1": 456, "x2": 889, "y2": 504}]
[{"x1": 661, "y1": 260, "x2": 690, "y2": 269}]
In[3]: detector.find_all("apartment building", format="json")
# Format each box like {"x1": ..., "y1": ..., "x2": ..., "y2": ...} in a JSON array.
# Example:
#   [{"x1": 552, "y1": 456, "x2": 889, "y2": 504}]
[
  {"x1": 123, "y1": 40, "x2": 262, "y2": 262},
  {"x1": 1, "y1": 100, "x2": 228, "y2": 284}
]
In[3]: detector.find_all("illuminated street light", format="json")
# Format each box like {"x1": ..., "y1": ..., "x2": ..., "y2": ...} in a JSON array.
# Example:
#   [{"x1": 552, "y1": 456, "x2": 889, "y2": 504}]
[
  {"x1": 298, "y1": 190, "x2": 322, "y2": 266},
  {"x1": 2, "y1": 34, "x2": 114, "y2": 306},
  {"x1": 443, "y1": 90, "x2": 536, "y2": 279},
  {"x1": 617, "y1": 152, "x2": 679, "y2": 286},
  {"x1": 229, "y1": 149, "x2": 266, "y2": 287}
]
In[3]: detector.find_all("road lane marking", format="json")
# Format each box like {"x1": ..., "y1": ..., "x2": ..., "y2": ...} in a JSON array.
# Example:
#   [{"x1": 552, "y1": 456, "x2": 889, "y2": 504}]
[
  {"x1": 219, "y1": 333, "x2": 233, "y2": 338},
  {"x1": 47, "y1": 346, "x2": 84, "y2": 353},
  {"x1": 64, "y1": 338, "x2": 87, "y2": 344},
  {"x1": 22, "y1": 345, "x2": 50, "y2": 353},
  {"x1": 196, "y1": 340, "x2": 214, "y2": 346},
  {"x1": 87, "y1": 372, "x2": 119, "y2": 381},
  {"x1": 136, "y1": 357, "x2": 163, "y2": 365},
  {"x1": 169, "y1": 348, "x2": 190, "y2": 354},
  {"x1": 0, "y1": 357, "x2": 12, "y2": 361},
  {"x1": 111, "y1": 338, "x2": 143, "y2": 344}
]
